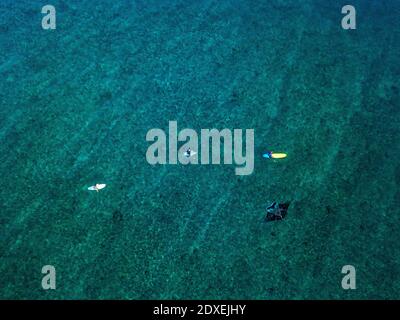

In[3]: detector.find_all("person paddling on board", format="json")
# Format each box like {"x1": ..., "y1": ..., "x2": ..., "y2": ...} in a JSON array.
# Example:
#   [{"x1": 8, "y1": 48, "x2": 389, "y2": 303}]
[
  {"x1": 184, "y1": 148, "x2": 192, "y2": 158},
  {"x1": 263, "y1": 150, "x2": 287, "y2": 159},
  {"x1": 88, "y1": 183, "x2": 106, "y2": 192}
]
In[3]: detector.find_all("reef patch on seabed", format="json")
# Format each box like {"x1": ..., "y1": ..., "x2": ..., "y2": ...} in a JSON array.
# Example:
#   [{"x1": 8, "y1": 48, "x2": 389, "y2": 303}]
[{"x1": 0, "y1": 0, "x2": 400, "y2": 299}]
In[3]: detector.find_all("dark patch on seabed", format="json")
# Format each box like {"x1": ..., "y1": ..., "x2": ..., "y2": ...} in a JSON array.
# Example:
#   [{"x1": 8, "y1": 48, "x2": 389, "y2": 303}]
[{"x1": 0, "y1": 0, "x2": 399, "y2": 299}]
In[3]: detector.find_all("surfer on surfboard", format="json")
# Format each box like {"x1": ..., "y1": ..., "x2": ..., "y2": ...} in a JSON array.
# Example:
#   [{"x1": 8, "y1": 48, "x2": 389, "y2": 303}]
[
  {"x1": 88, "y1": 184, "x2": 106, "y2": 192},
  {"x1": 184, "y1": 148, "x2": 196, "y2": 158},
  {"x1": 263, "y1": 150, "x2": 287, "y2": 159}
]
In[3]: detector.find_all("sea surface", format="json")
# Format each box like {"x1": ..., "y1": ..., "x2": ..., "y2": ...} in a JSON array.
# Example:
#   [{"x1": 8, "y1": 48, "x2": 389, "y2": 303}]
[{"x1": 1, "y1": 0, "x2": 399, "y2": 299}]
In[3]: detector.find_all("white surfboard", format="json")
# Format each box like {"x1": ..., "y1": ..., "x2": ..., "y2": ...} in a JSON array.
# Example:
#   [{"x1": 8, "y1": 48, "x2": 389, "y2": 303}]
[{"x1": 88, "y1": 184, "x2": 106, "y2": 191}]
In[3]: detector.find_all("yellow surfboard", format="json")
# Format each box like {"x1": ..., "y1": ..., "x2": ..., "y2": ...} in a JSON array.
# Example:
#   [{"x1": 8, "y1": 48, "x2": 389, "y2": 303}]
[{"x1": 271, "y1": 153, "x2": 287, "y2": 159}]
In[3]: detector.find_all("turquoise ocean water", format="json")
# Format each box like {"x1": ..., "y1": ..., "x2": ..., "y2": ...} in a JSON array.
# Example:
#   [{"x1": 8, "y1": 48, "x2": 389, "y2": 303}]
[{"x1": 1, "y1": 0, "x2": 400, "y2": 299}]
